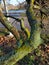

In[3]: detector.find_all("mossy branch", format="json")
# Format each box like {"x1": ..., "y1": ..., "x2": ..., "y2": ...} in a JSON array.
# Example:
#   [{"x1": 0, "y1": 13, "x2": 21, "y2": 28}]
[{"x1": 0, "y1": 0, "x2": 43, "y2": 65}]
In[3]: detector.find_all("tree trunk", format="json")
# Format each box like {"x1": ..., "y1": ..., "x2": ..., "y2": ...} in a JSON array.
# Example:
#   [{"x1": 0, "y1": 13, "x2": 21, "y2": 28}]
[{"x1": 0, "y1": 0, "x2": 43, "y2": 65}]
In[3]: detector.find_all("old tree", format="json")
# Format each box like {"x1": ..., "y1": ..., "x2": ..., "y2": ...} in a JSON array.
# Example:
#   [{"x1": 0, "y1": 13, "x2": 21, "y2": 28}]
[{"x1": 0, "y1": 0, "x2": 49, "y2": 65}]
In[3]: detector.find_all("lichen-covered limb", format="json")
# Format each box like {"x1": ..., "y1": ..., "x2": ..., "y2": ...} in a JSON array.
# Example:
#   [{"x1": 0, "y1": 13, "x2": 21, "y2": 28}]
[
  {"x1": 0, "y1": 0, "x2": 44, "y2": 65},
  {"x1": 3, "y1": 45, "x2": 33, "y2": 65},
  {"x1": 2, "y1": 28, "x2": 42, "y2": 65},
  {"x1": 0, "y1": 10, "x2": 20, "y2": 40},
  {"x1": 0, "y1": 0, "x2": 43, "y2": 65},
  {"x1": 0, "y1": 27, "x2": 42, "y2": 65}
]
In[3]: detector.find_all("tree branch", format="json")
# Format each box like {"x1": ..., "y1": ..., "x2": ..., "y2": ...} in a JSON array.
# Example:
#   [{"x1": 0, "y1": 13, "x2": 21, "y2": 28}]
[
  {"x1": 0, "y1": 10, "x2": 20, "y2": 40},
  {"x1": 0, "y1": 0, "x2": 43, "y2": 65}
]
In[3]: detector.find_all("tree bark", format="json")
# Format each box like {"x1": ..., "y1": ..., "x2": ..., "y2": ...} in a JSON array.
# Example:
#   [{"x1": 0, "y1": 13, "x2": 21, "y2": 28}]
[
  {"x1": 0, "y1": 10, "x2": 20, "y2": 40},
  {"x1": 0, "y1": 0, "x2": 43, "y2": 65}
]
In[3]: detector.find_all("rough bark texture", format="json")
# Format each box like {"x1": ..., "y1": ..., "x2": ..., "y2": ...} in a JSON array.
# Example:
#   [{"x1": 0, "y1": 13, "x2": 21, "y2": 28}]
[{"x1": 0, "y1": 0, "x2": 43, "y2": 65}]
